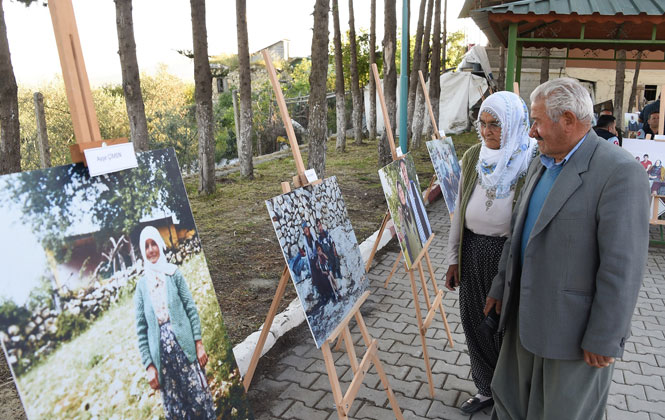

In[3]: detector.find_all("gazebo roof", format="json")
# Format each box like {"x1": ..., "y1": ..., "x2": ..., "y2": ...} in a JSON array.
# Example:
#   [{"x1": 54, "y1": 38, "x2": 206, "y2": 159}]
[{"x1": 470, "y1": 0, "x2": 665, "y2": 51}]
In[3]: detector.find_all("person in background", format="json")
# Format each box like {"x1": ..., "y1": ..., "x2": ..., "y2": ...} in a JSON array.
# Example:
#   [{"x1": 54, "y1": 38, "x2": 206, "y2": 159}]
[
  {"x1": 639, "y1": 96, "x2": 660, "y2": 137},
  {"x1": 486, "y1": 78, "x2": 649, "y2": 420},
  {"x1": 593, "y1": 115, "x2": 620, "y2": 146},
  {"x1": 445, "y1": 91, "x2": 537, "y2": 414}
]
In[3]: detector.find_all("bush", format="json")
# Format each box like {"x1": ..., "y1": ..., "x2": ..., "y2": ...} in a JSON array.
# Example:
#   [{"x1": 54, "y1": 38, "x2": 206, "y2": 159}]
[{"x1": 55, "y1": 312, "x2": 89, "y2": 341}]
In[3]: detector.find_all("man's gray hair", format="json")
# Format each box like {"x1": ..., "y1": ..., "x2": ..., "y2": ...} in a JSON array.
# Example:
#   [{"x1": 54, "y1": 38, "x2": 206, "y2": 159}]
[{"x1": 530, "y1": 78, "x2": 594, "y2": 126}]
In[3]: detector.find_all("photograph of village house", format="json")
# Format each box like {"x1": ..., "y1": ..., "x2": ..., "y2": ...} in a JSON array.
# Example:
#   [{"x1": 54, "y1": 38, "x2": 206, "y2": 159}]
[{"x1": 0, "y1": 148, "x2": 252, "y2": 420}]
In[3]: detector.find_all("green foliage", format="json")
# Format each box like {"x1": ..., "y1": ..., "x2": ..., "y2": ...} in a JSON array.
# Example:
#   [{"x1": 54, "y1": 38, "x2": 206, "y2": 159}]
[
  {"x1": 55, "y1": 312, "x2": 89, "y2": 341},
  {"x1": 213, "y1": 91, "x2": 237, "y2": 161},
  {"x1": 0, "y1": 299, "x2": 31, "y2": 330},
  {"x1": 445, "y1": 30, "x2": 467, "y2": 70},
  {"x1": 329, "y1": 28, "x2": 383, "y2": 89}
]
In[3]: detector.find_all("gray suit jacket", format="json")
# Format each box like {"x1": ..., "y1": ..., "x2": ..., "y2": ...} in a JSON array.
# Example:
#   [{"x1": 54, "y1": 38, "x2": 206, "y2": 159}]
[{"x1": 489, "y1": 130, "x2": 650, "y2": 360}]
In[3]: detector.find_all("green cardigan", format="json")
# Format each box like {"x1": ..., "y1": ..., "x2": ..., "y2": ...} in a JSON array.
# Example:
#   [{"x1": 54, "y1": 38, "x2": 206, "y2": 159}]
[
  {"x1": 134, "y1": 269, "x2": 202, "y2": 382},
  {"x1": 455, "y1": 143, "x2": 528, "y2": 279}
]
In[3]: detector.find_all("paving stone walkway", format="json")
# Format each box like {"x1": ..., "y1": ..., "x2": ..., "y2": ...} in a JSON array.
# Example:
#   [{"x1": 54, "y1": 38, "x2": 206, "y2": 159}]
[{"x1": 248, "y1": 198, "x2": 665, "y2": 420}]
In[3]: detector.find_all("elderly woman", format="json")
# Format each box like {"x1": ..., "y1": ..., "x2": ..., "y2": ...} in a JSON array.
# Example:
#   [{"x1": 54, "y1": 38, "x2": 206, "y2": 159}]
[
  {"x1": 445, "y1": 91, "x2": 537, "y2": 414},
  {"x1": 134, "y1": 226, "x2": 215, "y2": 419}
]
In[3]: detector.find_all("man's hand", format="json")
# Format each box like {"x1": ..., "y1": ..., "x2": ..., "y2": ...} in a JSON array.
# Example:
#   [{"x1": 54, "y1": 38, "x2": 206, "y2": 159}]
[
  {"x1": 196, "y1": 340, "x2": 208, "y2": 367},
  {"x1": 484, "y1": 297, "x2": 502, "y2": 316},
  {"x1": 146, "y1": 364, "x2": 160, "y2": 390},
  {"x1": 445, "y1": 264, "x2": 459, "y2": 291},
  {"x1": 583, "y1": 349, "x2": 615, "y2": 368}
]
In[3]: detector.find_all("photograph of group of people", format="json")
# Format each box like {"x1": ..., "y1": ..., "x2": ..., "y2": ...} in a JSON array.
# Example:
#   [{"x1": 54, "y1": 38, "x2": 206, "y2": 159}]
[
  {"x1": 266, "y1": 177, "x2": 368, "y2": 348},
  {"x1": 379, "y1": 154, "x2": 433, "y2": 269},
  {"x1": 0, "y1": 149, "x2": 252, "y2": 420},
  {"x1": 623, "y1": 138, "x2": 665, "y2": 196},
  {"x1": 426, "y1": 137, "x2": 461, "y2": 215}
]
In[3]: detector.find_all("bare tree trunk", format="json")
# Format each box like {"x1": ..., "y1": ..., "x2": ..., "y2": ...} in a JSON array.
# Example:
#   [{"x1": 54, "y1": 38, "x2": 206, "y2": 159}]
[
  {"x1": 428, "y1": 0, "x2": 441, "y2": 137},
  {"x1": 236, "y1": 0, "x2": 254, "y2": 178},
  {"x1": 368, "y1": 0, "x2": 377, "y2": 140},
  {"x1": 614, "y1": 49, "x2": 626, "y2": 130},
  {"x1": 114, "y1": 0, "x2": 149, "y2": 152},
  {"x1": 190, "y1": 0, "x2": 216, "y2": 194},
  {"x1": 33, "y1": 92, "x2": 51, "y2": 168},
  {"x1": 498, "y1": 45, "x2": 506, "y2": 90},
  {"x1": 0, "y1": 0, "x2": 21, "y2": 175},
  {"x1": 379, "y1": 0, "x2": 396, "y2": 167},
  {"x1": 307, "y1": 0, "x2": 330, "y2": 178},
  {"x1": 332, "y1": 0, "x2": 346, "y2": 152},
  {"x1": 441, "y1": 0, "x2": 447, "y2": 72},
  {"x1": 539, "y1": 47, "x2": 550, "y2": 84},
  {"x1": 348, "y1": 0, "x2": 364, "y2": 145},
  {"x1": 627, "y1": 52, "x2": 643, "y2": 113},
  {"x1": 406, "y1": 0, "x2": 427, "y2": 138},
  {"x1": 411, "y1": 0, "x2": 434, "y2": 147}
]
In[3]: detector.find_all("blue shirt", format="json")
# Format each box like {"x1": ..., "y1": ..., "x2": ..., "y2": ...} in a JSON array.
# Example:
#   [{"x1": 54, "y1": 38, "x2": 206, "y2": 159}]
[{"x1": 520, "y1": 134, "x2": 587, "y2": 265}]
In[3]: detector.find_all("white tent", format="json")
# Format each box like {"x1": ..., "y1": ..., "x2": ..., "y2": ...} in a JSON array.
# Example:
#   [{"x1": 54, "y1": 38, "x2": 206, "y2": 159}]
[{"x1": 365, "y1": 71, "x2": 487, "y2": 136}]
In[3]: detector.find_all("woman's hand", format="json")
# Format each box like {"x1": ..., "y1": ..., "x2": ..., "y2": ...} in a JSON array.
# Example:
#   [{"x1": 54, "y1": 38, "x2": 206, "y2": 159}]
[
  {"x1": 146, "y1": 364, "x2": 160, "y2": 390},
  {"x1": 196, "y1": 340, "x2": 208, "y2": 367},
  {"x1": 484, "y1": 297, "x2": 502, "y2": 316},
  {"x1": 445, "y1": 264, "x2": 459, "y2": 291}
]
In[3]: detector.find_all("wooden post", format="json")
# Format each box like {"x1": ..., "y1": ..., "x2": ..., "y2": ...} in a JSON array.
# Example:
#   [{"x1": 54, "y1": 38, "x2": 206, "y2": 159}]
[
  {"x1": 371, "y1": 63, "x2": 398, "y2": 161},
  {"x1": 33, "y1": 92, "x2": 52, "y2": 168},
  {"x1": 513, "y1": 82, "x2": 520, "y2": 96},
  {"x1": 231, "y1": 89, "x2": 241, "y2": 140},
  {"x1": 418, "y1": 70, "x2": 441, "y2": 139}
]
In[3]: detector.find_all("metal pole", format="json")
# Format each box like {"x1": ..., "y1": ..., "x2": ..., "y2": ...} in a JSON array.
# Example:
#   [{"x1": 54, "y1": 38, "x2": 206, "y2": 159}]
[
  {"x1": 505, "y1": 23, "x2": 517, "y2": 92},
  {"x1": 399, "y1": 0, "x2": 409, "y2": 154}
]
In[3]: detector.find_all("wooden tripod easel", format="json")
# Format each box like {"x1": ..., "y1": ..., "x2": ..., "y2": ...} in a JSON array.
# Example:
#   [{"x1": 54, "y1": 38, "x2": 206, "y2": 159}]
[
  {"x1": 370, "y1": 63, "x2": 454, "y2": 397},
  {"x1": 243, "y1": 51, "x2": 403, "y2": 420},
  {"x1": 48, "y1": 0, "x2": 127, "y2": 163}
]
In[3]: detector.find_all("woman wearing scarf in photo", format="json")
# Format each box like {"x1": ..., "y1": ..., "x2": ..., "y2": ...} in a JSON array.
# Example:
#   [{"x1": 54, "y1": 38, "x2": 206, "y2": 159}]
[
  {"x1": 134, "y1": 226, "x2": 216, "y2": 419},
  {"x1": 444, "y1": 91, "x2": 538, "y2": 414}
]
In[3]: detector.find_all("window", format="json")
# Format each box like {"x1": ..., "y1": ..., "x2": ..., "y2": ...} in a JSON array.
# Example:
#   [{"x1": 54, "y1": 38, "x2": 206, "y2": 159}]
[{"x1": 645, "y1": 85, "x2": 657, "y2": 102}]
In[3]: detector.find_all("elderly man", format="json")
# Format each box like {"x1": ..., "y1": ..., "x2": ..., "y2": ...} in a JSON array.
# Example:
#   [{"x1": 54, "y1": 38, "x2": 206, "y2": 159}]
[{"x1": 485, "y1": 78, "x2": 650, "y2": 420}]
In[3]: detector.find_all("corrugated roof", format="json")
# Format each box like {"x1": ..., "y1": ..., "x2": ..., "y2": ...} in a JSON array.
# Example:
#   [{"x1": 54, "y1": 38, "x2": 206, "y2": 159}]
[{"x1": 475, "y1": 0, "x2": 665, "y2": 16}]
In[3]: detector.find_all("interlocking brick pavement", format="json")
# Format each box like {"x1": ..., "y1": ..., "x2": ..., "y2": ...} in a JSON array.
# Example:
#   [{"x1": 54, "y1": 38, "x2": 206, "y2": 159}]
[{"x1": 248, "y1": 199, "x2": 665, "y2": 419}]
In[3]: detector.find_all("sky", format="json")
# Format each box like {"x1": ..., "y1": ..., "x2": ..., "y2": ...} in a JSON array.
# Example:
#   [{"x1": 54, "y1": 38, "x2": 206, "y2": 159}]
[{"x1": 5, "y1": 0, "x2": 486, "y2": 87}]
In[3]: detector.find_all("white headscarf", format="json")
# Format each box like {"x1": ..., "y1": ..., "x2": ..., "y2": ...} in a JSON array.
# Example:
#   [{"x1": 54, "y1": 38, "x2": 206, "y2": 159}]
[
  {"x1": 475, "y1": 91, "x2": 537, "y2": 199},
  {"x1": 139, "y1": 226, "x2": 178, "y2": 278}
]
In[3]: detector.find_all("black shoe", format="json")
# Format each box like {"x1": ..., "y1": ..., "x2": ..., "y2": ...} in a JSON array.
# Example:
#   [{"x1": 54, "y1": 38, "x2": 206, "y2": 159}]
[{"x1": 460, "y1": 396, "x2": 494, "y2": 414}]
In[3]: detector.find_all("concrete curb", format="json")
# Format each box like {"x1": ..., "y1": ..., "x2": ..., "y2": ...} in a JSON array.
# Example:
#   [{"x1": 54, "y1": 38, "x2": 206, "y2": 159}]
[{"x1": 233, "y1": 217, "x2": 397, "y2": 376}]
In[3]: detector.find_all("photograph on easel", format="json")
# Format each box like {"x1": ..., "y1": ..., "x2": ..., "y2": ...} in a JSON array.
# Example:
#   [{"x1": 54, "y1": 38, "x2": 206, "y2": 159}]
[
  {"x1": 426, "y1": 137, "x2": 461, "y2": 214},
  {"x1": 623, "y1": 139, "x2": 665, "y2": 194},
  {"x1": 0, "y1": 149, "x2": 253, "y2": 420},
  {"x1": 378, "y1": 154, "x2": 433, "y2": 269},
  {"x1": 265, "y1": 177, "x2": 369, "y2": 348}
]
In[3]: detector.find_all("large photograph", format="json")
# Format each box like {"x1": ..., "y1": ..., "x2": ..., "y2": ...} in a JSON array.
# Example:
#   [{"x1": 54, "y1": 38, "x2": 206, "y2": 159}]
[
  {"x1": 0, "y1": 148, "x2": 252, "y2": 420},
  {"x1": 265, "y1": 177, "x2": 368, "y2": 348},
  {"x1": 426, "y1": 137, "x2": 461, "y2": 214},
  {"x1": 378, "y1": 154, "x2": 433, "y2": 269},
  {"x1": 623, "y1": 139, "x2": 665, "y2": 217}
]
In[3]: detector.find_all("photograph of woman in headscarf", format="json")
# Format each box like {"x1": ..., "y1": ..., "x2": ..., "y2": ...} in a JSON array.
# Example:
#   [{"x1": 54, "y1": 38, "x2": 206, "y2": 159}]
[{"x1": 134, "y1": 226, "x2": 216, "y2": 420}]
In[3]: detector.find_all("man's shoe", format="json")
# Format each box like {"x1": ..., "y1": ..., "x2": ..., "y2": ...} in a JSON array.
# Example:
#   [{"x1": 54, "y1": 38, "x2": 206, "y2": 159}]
[{"x1": 460, "y1": 396, "x2": 494, "y2": 414}]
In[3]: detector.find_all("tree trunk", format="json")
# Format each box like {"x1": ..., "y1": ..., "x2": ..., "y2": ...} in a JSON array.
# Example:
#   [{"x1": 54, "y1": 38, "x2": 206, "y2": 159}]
[
  {"x1": 441, "y1": 0, "x2": 447, "y2": 72},
  {"x1": 236, "y1": 0, "x2": 254, "y2": 178},
  {"x1": 348, "y1": 0, "x2": 364, "y2": 145},
  {"x1": 33, "y1": 92, "x2": 51, "y2": 168},
  {"x1": 114, "y1": 0, "x2": 149, "y2": 152},
  {"x1": 410, "y1": 0, "x2": 434, "y2": 147},
  {"x1": 539, "y1": 47, "x2": 550, "y2": 84},
  {"x1": 406, "y1": 0, "x2": 427, "y2": 138},
  {"x1": 614, "y1": 49, "x2": 626, "y2": 130},
  {"x1": 627, "y1": 51, "x2": 643, "y2": 113},
  {"x1": 379, "y1": 0, "x2": 396, "y2": 167},
  {"x1": 368, "y1": 0, "x2": 377, "y2": 140},
  {"x1": 332, "y1": 0, "x2": 346, "y2": 152},
  {"x1": 498, "y1": 45, "x2": 506, "y2": 90},
  {"x1": 306, "y1": 0, "x2": 330, "y2": 178},
  {"x1": 190, "y1": 0, "x2": 216, "y2": 194},
  {"x1": 428, "y1": 0, "x2": 441, "y2": 137},
  {"x1": 0, "y1": 0, "x2": 21, "y2": 175}
]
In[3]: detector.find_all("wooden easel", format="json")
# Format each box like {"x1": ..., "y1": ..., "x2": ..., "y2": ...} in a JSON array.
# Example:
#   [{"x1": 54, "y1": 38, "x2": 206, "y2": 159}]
[
  {"x1": 243, "y1": 51, "x2": 403, "y2": 420},
  {"x1": 48, "y1": 0, "x2": 127, "y2": 164},
  {"x1": 371, "y1": 63, "x2": 454, "y2": 397}
]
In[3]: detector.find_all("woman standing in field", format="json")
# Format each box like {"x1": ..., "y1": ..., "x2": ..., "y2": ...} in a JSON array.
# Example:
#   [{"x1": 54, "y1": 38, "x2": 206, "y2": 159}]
[{"x1": 134, "y1": 226, "x2": 216, "y2": 419}]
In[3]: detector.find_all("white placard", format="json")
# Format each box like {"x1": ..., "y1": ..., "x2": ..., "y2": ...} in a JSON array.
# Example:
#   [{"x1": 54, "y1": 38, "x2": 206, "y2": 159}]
[
  {"x1": 304, "y1": 168, "x2": 318, "y2": 183},
  {"x1": 84, "y1": 142, "x2": 139, "y2": 177},
  {"x1": 655, "y1": 135, "x2": 665, "y2": 141}
]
